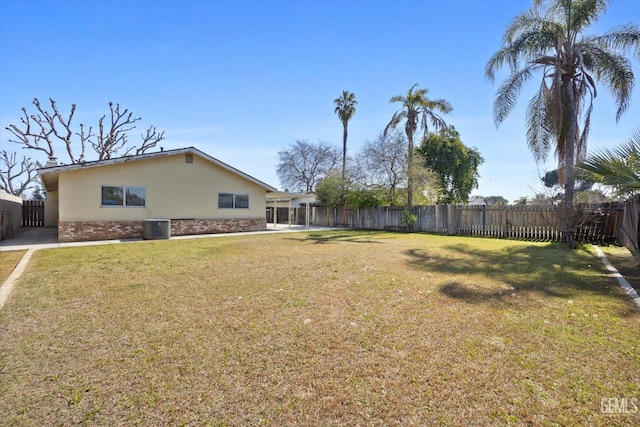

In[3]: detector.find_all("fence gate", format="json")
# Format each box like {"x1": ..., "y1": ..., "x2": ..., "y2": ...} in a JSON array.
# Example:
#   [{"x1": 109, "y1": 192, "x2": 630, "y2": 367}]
[{"x1": 22, "y1": 200, "x2": 44, "y2": 227}]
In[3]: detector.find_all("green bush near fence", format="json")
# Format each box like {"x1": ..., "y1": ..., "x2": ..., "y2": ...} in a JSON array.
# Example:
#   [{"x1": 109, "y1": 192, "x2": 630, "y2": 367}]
[{"x1": 399, "y1": 209, "x2": 418, "y2": 231}]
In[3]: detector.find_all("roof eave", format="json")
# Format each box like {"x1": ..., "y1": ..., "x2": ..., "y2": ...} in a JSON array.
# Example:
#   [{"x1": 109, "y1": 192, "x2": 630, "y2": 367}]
[{"x1": 37, "y1": 147, "x2": 278, "y2": 192}]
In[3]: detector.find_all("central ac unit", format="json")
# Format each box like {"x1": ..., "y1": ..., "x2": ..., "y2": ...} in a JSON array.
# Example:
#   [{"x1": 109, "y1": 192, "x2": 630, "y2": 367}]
[{"x1": 142, "y1": 219, "x2": 171, "y2": 240}]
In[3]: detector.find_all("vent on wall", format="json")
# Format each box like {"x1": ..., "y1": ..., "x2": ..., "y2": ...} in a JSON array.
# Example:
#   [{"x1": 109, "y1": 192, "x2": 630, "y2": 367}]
[
  {"x1": 185, "y1": 153, "x2": 194, "y2": 164},
  {"x1": 143, "y1": 219, "x2": 171, "y2": 239}
]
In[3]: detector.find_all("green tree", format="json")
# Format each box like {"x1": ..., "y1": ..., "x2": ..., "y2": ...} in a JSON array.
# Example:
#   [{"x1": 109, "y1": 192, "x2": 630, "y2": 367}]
[
  {"x1": 315, "y1": 170, "x2": 347, "y2": 207},
  {"x1": 486, "y1": 0, "x2": 639, "y2": 246},
  {"x1": 316, "y1": 170, "x2": 381, "y2": 208},
  {"x1": 345, "y1": 188, "x2": 381, "y2": 208},
  {"x1": 418, "y1": 127, "x2": 484, "y2": 204},
  {"x1": 542, "y1": 168, "x2": 593, "y2": 192},
  {"x1": 384, "y1": 84, "x2": 452, "y2": 208},
  {"x1": 334, "y1": 91, "x2": 357, "y2": 180},
  {"x1": 578, "y1": 130, "x2": 640, "y2": 197}
]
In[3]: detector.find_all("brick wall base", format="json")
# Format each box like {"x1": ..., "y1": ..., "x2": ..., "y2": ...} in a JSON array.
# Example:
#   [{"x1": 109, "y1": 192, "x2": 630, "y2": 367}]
[
  {"x1": 58, "y1": 218, "x2": 267, "y2": 242},
  {"x1": 171, "y1": 218, "x2": 266, "y2": 236}
]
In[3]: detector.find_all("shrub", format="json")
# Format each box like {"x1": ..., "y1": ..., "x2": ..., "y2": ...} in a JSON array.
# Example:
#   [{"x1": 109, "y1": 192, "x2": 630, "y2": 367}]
[{"x1": 399, "y1": 210, "x2": 418, "y2": 231}]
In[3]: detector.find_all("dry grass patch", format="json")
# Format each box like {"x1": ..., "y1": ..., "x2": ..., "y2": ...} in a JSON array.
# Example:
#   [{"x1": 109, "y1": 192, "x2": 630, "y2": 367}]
[
  {"x1": 0, "y1": 231, "x2": 638, "y2": 426},
  {"x1": 0, "y1": 250, "x2": 27, "y2": 284},
  {"x1": 598, "y1": 244, "x2": 640, "y2": 292}
]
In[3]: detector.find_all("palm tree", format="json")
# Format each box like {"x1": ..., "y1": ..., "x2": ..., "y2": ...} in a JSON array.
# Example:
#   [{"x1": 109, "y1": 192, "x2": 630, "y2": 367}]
[
  {"x1": 333, "y1": 90, "x2": 357, "y2": 180},
  {"x1": 578, "y1": 130, "x2": 640, "y2": 197},
  {"x1": 384, "y1": 84, "x2": 452, "y2": 207},
  {"x1": 486, "y1": 0, "x2": 639, "y2": 246}
]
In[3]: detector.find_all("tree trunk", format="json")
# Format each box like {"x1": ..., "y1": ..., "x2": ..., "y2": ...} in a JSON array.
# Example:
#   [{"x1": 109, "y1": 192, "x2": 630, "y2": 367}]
[
  {"x1": 406, "y1": 131, "x2": 414, "y2": 208},
  {"x1": 563, "y1": 82, "x2": 578, "y2": 249},
  {"x1": 342, "y1": 123, "x2": 348, "y2": 180}
]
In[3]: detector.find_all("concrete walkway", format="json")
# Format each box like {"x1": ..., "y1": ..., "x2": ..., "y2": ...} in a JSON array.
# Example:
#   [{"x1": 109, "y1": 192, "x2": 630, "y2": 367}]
[
  {"x1": 0, "y1": 224, "x2": 337, "y2": 310},
  {"x1": 593, "y1": 245, "x2": 640, "y2": 310},
  {"x1": 0, "y1": 249, "x2": 35, "y2": 310}
]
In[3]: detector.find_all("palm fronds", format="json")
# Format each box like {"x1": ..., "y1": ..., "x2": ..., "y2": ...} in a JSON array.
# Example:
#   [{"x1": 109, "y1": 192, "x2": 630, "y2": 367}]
[
  {"x1": 578, "y1": 131, "x2": 640, "y2": 196},
  {"x1": 486, "y1": 0, "x2": 639, "y2": 200}
]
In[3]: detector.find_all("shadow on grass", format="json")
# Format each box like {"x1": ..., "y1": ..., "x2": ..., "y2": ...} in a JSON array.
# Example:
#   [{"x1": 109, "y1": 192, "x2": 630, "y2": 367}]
[
  {"x1": 404, "y1": 241, "x2": 637, "y2": 315},
  {"x1": 287, "y1": 230, "x2": 387, "y2": 244}
]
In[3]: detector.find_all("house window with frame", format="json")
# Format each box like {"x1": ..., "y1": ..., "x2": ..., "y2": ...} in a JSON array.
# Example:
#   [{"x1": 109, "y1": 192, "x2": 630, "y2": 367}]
[
  {"x1": 101, "y1": 185, "x2": 146, "y2": 207},
  {"x1": 218, "y1": 192, "x2": 249, "y2": 209}
]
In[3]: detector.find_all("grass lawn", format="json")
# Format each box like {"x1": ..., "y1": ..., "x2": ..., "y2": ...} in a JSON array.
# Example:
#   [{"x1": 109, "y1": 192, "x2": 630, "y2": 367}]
[
  {"x1": 599, "y1": 245, "x2": 640, "y2": 292},
  {"x1": 0, "y1": 230, "x2": 638, "y2": 426},
  {"x1": 0, "y1": 250, "x2": 27, "y2": 284}
]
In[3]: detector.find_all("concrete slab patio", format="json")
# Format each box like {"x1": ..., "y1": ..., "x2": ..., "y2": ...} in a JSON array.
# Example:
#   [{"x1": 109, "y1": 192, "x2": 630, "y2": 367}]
[{"x1": 0, "y1": 227, "x2": 59, "y2": 250}]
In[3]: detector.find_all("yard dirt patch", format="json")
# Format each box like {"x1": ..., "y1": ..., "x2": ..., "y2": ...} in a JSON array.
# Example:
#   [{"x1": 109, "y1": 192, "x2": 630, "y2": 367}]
[{"x1": 0, "y1": 231, "x2": 638, "y2": 426}]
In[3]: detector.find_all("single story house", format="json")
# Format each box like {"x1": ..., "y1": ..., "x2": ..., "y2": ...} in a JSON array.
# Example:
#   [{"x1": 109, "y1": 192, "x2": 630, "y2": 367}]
[{"x1": 39, "y1": 147, "x2": 277, "y2": 242}]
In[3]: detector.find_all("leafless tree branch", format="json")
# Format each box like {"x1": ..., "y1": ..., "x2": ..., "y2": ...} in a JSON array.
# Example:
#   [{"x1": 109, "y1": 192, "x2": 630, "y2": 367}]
[
  {"x1": 5, "y1": 98, "x2": 80, "y2": 163},
  {"x1": 6, "y1": 98, "x2": 165, "y2": 164},
  {"x1": 277, "y1": 140, "x2": 340, "y2": 192},
  {"x1": 124, "y1": 126, "x2": 166, "y2": 156},
  {"x1": 0, "y1": 149, "x2": 39, "y2": 196}
]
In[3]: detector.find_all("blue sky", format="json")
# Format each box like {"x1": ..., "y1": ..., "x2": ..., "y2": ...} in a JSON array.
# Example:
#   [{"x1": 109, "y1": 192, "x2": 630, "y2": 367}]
[{"x1": 1, "y1": 0, "x2": 638, "y2": 202}]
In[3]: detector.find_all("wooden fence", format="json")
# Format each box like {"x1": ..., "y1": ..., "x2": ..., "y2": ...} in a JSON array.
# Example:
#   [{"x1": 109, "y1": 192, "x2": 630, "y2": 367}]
[
  {"x1": 277, "y1": 204, "x2": 624, "y2": 244},
  {"x1": 617, "y1": 195, "x2": 640, "y2": 262},
  {"x1": 22, "y1": 200, "x2": 45, "y2": 227}
]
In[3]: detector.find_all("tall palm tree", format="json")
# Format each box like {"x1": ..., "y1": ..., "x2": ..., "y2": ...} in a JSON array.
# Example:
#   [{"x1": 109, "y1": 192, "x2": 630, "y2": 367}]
[
  {"x1": 334, "y1": 90, "x2": 357, "y2": 180},
  {"x1": 384, "y1": 84, "x2": 452, "y2": 207},
  {"x1": 486, "y1": 0, "x2": 639, "y2": 246},
  {"x1": 578, "y1": 130, "x2": 640, "y2": 196}
]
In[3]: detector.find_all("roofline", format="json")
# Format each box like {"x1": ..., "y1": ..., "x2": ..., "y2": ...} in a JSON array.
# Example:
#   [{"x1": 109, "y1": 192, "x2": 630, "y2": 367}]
[
  {"x1": 266, "y1": 191, "x2": 316, "y2": 201},
  {"x1": 38, "y1": 147, "x2": 277, "y2": 191}
]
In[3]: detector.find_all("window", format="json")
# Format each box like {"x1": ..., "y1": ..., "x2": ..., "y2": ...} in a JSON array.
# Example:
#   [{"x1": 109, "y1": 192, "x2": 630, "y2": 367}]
[
  {"x1": 102, "y1": 186, "x2": 146, "y2": 207},
  {"x1": 218, "y1": 192, "x2": 249, "y2": 209},
  {"x1": 101, "y1": 186, "x2": 123, "y2": 206},
  {"x1": 235, "y1": 194, "x2": 249, "y2": 209},
  {"x1": 126, "y1": 187, "x2": 146, "y2": 206}
]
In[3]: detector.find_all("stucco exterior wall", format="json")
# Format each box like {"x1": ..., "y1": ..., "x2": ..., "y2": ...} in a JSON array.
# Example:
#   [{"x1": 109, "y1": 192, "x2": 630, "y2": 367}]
[
  {"x1": 44, "y1": 190, "x2": 59, "y2": 227},
  {"x1": 57, "y1": 153, "x2": 267, "y2": 222},
  {"x1": 0, "y1": 190, "x2": 23, "y2": 240}
]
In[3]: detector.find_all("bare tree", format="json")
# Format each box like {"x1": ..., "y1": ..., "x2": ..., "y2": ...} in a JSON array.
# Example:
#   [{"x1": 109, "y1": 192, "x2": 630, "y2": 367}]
[
  {"x1": 276, "y1": 140, "x2": 340, "y2": 192},
  {"x1": 355, "y1": 131, "x2": 408, "y2": 205},
  {"x1": 354, "y1": 131, "x2": 440, "y2": 206},
  {"x1": 0, "y1": 149, "x2": 39, "y2": 196},
  {"x1": 84, "y1": 102, "x2": 165, "y2": 160},
  {"x1": 6, "y1": 98, "x2": 80, "y2": 162},
  {"x1": 6, "y1": 98, "x2": 165, "y2": 164}
]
